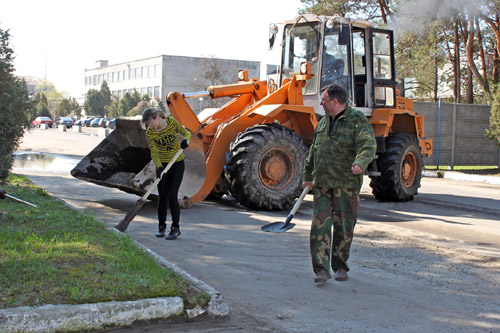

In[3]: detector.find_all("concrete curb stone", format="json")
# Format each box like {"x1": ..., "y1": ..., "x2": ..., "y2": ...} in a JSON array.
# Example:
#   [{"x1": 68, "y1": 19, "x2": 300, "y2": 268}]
[
  {"x1": 111, "y1": 228, "x2": 230, "y2": 318},
  {"x1": 423, "y1": 170, "x2": 500, "y2": 185},
  {"x1": 0, "y1": 297, "x2": 184, "y2": 332}
]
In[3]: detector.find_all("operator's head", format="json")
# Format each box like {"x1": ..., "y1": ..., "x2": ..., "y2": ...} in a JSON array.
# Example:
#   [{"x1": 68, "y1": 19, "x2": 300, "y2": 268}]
[
  {"x1": 142, "y1": 107, "x2": 166, "y2": 129},
  {"x1": 321, "y1": 84, "x2": 348, "y2": 116}
]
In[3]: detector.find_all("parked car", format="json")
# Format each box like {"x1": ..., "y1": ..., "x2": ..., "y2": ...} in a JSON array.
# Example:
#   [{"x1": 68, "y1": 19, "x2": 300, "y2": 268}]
[
  {"x1": 74, "y1": 119, "x2": 84, "y2": 126},
  {"x1": 91, "y1": 118, "x2": 102, "y2": 127},
  {"x1": 32, "y1": 116, "x2": 53, "y2": 128},
  {"x1": 55, "y1": 117, "x2": 74, "y2": 128},
  {"x1": 83, "y1": 118, "x2": 94, "y2": 127},
  {"x1": 99, "y1": 118, "x2": 109, "y2": 127},
  {"x1": 106, "y1": 118, "x2": 116, "y2": 129}
]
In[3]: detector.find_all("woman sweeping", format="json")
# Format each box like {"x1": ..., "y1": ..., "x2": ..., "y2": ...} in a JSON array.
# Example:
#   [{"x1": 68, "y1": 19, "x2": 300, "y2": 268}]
[{"x1": 142, "y1": 107, "x2": 191, "y2": 240}]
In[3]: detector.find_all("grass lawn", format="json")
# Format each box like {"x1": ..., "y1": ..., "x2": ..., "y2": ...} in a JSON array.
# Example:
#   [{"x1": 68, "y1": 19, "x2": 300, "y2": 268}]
[{"x1": 0, "y1": 174, "x2": 204, "y2": 310}]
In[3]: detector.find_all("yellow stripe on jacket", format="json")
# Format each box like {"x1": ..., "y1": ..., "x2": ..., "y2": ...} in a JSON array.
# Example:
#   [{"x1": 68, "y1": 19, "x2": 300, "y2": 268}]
[{"x1": 146, "y1": 117, "x2": 191, "y2": 167}]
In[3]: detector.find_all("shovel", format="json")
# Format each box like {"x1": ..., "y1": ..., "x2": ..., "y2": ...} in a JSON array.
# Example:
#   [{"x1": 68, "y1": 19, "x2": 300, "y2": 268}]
[
  {"x1": 261, "y1": 185, "x2": 311, "y2": 233},
  {"x1": 115, "y1": 148, "x2": 183, "y2": 232}
]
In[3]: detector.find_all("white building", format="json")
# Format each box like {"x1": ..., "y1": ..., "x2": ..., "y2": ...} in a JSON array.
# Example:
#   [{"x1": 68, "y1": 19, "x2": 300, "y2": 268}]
[{"x1": 84, "y1": 55, "x2": 260, "y2": 106}]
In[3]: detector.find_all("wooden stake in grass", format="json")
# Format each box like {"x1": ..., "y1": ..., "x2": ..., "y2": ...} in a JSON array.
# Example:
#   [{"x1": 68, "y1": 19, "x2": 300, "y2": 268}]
[{"x1": 115, "y1": 149, "x2": 183, "y2": 232}]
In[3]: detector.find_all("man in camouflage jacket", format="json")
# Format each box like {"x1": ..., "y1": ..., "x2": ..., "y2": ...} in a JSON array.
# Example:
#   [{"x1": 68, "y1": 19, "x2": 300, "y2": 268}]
[{"x1": 303, "y1": 84, "x2": 376, "y2": 283}]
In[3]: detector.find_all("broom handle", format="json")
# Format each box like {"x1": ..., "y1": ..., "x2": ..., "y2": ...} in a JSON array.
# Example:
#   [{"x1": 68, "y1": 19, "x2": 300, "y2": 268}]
[{"x1": 141, "y1": 148, "x2": 183, "y2": 200}]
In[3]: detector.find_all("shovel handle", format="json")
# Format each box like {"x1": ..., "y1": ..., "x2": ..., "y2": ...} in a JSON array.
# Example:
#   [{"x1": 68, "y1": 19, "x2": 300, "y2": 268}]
[
  {"x1": 141, "y1": 148, "x2": 183, "y2": 200},
  {"x1": 289, "y1": 185, "x2": 310, "y2": 216},
  {"x1": 280, "y1": 185, "x2": 310, "y2": 230}
]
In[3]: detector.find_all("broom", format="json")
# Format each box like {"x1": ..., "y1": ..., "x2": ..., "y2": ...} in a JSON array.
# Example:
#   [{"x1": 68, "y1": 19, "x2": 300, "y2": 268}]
[{"x1": 115, "y1": 148, "x2": 183, "y2": 232}]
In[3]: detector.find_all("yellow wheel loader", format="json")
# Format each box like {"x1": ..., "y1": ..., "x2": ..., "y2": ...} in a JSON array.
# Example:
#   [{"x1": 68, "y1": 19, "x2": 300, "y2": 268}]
[{"x1": 71, "y1": 14, "x2": 432, "y2": 210}]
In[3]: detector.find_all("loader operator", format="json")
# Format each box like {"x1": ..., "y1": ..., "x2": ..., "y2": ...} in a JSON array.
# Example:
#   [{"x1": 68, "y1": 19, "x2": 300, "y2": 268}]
[
  {"x1": 303, "y1": 84, "x2": 376, "y2": 283},
  {"x1": 142, "y1": 108, "x2": 191, "y2": 240}
]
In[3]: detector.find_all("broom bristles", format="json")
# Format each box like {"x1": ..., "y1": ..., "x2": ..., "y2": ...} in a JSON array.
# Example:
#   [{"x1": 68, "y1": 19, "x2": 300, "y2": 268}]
[{"x1": 115, "y1": 199, "x2": 147, "y2": 232}]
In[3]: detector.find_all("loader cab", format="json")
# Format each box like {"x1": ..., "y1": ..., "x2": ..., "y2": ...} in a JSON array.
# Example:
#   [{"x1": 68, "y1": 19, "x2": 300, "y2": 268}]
[{"x1": 277, "y1": 15, "x2": 397, "y2": 115}]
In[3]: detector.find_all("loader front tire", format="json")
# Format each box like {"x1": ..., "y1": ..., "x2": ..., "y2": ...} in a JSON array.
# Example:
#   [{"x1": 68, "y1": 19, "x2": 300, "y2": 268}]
[
  {"x1": 369, "y1": 133, "x2": 423, "y2": 202},
  {"x1": 225, "y1": 124, "x2": 308, "y2": 210}
]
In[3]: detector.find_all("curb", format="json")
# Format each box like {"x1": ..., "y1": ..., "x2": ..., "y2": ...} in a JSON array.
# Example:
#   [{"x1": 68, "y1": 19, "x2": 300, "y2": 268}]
[
  {"x1": 423, "y1": 170, "x2": 500, "y2": 185},
  {"x1": 0, "y1": 298, "x2": 184, "y2": 332},
  {"x1": 111, "y1": 228, "x2": 230, "y2": 318}
]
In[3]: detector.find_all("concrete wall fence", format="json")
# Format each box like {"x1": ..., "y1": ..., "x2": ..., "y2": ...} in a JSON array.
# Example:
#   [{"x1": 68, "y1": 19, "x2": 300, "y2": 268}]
[{"x1": 414, "y1": 101, "x2": 500, "y2": 167}]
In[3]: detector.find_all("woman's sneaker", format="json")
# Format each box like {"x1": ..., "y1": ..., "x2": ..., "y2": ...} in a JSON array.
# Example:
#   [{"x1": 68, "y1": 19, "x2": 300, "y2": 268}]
[
  {"x1": 166, "y1": 227, "x2": 181, "y2": 240},
  {"x1": 156, "y1": 226, "x2": 166, "y2": 238}
]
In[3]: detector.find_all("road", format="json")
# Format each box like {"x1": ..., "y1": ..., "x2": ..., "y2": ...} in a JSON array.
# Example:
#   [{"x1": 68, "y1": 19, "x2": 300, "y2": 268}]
[{"x1": 14, "y1": 128, "x2": 500, "y2": 332}]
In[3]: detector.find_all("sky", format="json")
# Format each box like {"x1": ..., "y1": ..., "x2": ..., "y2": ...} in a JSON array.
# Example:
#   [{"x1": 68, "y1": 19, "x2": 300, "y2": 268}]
[{"x1": 1, "y1": 0, "x2": 304, "y2": 98}]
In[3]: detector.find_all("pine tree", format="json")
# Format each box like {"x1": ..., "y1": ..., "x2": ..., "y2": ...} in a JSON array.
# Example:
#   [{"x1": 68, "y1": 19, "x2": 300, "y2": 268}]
[
  {"x1": 0, "y1": 27, "x2": 33, "y2": 181},
  {"x1": 485, "y1": 84, "x2": 500, "y2": 147}
]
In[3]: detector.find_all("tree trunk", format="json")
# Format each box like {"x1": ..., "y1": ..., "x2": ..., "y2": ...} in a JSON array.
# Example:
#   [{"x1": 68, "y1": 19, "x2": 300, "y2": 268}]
[
  {"x1": 465, "y1": 17, "x2": 492, "y2": 101},
  {"x1": 377, "y1": 0, "x2": 392, "y2": 24},
  {"x1": 495, "y1": 14, "x2": 500, "y2": 85},
  {"x1": 475, "y1": 17, "x2": 490, "y2": 94},
  {"x1": 466, "y1": 66, "x2": 474, "y2": 104}
]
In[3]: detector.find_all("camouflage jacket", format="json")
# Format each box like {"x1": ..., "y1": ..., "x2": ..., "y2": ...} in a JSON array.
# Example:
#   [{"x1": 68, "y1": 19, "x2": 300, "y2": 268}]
[{"x1": 303, "y1": 105, "x2": 376, "y2": 190}]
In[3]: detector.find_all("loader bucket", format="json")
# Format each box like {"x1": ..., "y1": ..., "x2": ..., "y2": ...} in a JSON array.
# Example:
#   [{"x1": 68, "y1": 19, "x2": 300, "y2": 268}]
[{"x1": 71, "y1": 118, "x2": 206, "y2": 201}]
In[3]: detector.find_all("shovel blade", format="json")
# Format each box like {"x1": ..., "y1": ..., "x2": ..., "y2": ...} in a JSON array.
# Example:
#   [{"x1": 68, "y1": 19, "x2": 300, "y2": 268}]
[{"x1": 261, "y1": 221, "x2": 296, "y2": 233}]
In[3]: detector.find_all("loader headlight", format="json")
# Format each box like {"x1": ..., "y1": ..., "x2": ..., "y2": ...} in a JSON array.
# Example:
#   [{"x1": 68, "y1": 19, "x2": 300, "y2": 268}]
[
  {"x1": 300, "y1": 63, "x2": 308, "y2": 75},
  {"x1": 238, "y1": 70, "x2": 249, "y2": 81}
]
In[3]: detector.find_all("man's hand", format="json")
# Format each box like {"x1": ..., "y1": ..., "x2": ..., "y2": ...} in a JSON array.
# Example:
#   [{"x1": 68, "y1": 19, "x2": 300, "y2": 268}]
[
  {"x1": 180, "y1": 139, "x2": 189, "y2": 149},
  {"x1": 303, "y1": 181, "x2": 314, "y2": 190},
  {"x1": 351, "y1": 164, "x2": 363, "y2": 175},
  {"x1": 0, "y1": 187, "x2": 6, "y2": 200}
]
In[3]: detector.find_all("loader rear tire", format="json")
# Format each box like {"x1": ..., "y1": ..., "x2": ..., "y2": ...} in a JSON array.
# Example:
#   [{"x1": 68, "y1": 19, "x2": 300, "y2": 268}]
[
  {"x1": 369, "y1": 133, "x2": 423, "y2": 202},
  {"x1": 225, "y1": 124, "x2": 308, "y2": 210}
]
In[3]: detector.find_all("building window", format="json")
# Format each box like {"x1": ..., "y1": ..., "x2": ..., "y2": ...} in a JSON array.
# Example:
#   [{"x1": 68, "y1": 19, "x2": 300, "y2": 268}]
[
  {"x1": 118, "y1": 71, "x2": 122, "y2": 82},
  {"x1": 154, "y1": 86, "x2": 160, "y2": 98},
  {"x1": 93, "y1": 75, "x2": 97, "y2": 85},
  {"x1": 147, "y1": 86, "x2": 153, "y2": 97},
  {"x1": 148, "y1": 65, "x2": 154, "y2": 78},
  {"x1": 141, "y1": 67, "x2": 146, "y2": 79},
  {"x1": 141, "y1": 87, "x2": 146, "y2": 96},
  {"x1": 129, "y1": 68, "x2": 135, "y2": 80},
  {"x1": 112, "y1": 72, "x2": 115, "y2": 82},
  {"x1": 154, "y1": 64, "x2": 161, "y2": 77}
]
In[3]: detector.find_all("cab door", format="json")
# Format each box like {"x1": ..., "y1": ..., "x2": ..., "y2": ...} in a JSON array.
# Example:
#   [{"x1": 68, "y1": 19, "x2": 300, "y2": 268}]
[{"x1": 368, "y1": 28, "x2": 396, "y2": 108}]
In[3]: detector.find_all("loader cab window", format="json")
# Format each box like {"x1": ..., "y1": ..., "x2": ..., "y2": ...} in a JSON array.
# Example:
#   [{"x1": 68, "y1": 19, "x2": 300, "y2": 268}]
[
  {"x1": 370, "y1": 29, "x2": 396, "y2": 108},
  {"x1": 320, "y1": 23, "x2": 352, "y2": 103},
  {"x1": 282, "y1": 22, "x2": 321, "y2": 95},
  {"x1": 372, "y1": 32, "x2": 393, "y2": 79},
  {"x1": 353, "y1": 29, "x2": 367, "y2": 107}
]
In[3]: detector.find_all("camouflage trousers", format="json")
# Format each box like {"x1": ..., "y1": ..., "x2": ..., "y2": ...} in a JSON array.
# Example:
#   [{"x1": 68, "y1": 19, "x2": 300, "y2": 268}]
[{"x1": 310, "y1": 187, "x2": 359, "y2": 275}]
